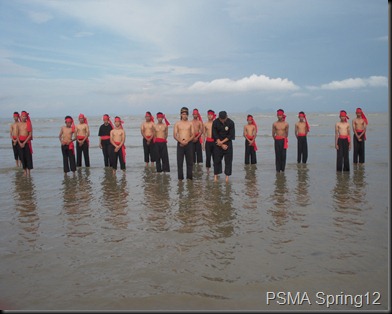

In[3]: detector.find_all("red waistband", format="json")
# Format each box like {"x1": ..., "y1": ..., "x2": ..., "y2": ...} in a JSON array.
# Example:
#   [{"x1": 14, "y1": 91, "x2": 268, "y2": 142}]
[
  {"x1": 100, "y1": 135, "x2": 110, "y2": 140},
  {"x1": 275, "y1": 136, "x2": 286, "y2": 140},
  {"x1": 206, "y1": 137, "x2": 214, "y2": 142},
  {"x1": 155, "y1": 138, "x2": 167, "y2": 143},
  {"x1": 297, "y1": 133, "x2": 307, "y2": 137}
]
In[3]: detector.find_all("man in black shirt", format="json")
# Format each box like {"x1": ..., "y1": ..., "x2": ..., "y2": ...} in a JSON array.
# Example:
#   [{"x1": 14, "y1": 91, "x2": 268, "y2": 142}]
[
  {"x1": 98, "y1": 114, "x2": 113, "y2": 167},
  {"x1": 212, "y1": 111, "x2": 235, "y2": 182}
]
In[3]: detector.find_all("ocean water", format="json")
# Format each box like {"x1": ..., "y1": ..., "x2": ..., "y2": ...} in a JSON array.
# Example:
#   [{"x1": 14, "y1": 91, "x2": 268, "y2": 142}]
[{"x1": 0, "y1": 112, "x2": 389, "y2": 310}]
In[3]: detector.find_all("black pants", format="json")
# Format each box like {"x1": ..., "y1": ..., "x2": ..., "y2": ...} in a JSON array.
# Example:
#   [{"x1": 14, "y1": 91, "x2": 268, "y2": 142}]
[
  {"x1": 297, "y1": 136, "x2": 308, "y2": 163},
  {"x1": 110, "y1": 144, "x2": 126, "y2": 170},
  {"x1": 205, "y1": 141, "x2": 215, "y2": 168},
  {"x1": 101, "y1": 139, "x2": 111, "y2": 167},
  {"x1": 177, "y1": 142, "x2": 193, "y2": 180},
  {"x1": 274, "y1": 139, "x2": 286, "y2": 172},
  {"x1": 245, "y1": 140, "x2": 257, "y2": 164},
  {"x1": 192, "y1": 140, "x2": 203, "y2": 164},
  {"x1": 155, "y1": 142, "x2": 170, "y2": 172},
  {"x1": 353, "y1": 132, "x2": 365, "y2": 163},
  {"x1": 18, "y1": 143, "x2": 33, "y2": 170},
  {"x1": 76, "y1": 141, "x2": 90, "y2": 167},
  {"x1": 337, "y1": 138, "x2": 350, "y2": 172},
  {"x1": 12, "y1": 141, "x2": 20, "y2": 161},
  {"x1": 213, "y1": 142, "x2": 233, "y2": 176},
  {"x1": 143, "y1": 138, "x2": 156, "y2": 163},
  {"x1": 61, "y1": 144, "x2": 76, "y2": 173}
]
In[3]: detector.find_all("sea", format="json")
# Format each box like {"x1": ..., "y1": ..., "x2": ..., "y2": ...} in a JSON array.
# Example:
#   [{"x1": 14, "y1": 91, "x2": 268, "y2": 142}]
[{"x1": 0, "y1": 112, "x2": 389, "y2": 311}]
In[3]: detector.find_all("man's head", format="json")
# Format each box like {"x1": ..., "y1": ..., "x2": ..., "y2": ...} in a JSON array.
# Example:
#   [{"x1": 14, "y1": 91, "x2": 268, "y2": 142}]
[
  {"x1": 218, "y1": 111, "x2": 227, "y2": 121},
  {"x1": 180, "y1": 107, "x2": 189, "y2": 120}
]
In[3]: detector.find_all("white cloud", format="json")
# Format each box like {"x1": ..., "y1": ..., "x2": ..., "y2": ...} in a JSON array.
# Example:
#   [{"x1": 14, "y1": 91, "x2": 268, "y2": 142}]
[
  {"x1": 27, "y1": 10, "x2": 53, "y2": 24},
  {"x1": 320, "y1": 76, "x2": 387, "y2": 90},
  {"x1": 74, "y1": 32, "x2": 94, "y2": 38},
  {"x1": 188, "y1": 74, "x2": 299, "y2": 93}
]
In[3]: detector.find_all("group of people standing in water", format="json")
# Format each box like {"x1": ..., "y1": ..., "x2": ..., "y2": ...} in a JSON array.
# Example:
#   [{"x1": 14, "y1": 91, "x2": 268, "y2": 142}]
[{"x1": 9, "y1": 107, "x2": 368, "y2": 178}]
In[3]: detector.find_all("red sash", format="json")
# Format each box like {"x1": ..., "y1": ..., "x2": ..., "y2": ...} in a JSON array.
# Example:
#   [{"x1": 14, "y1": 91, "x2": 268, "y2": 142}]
[
  {"x1": 114, "y1": 141, "x2": 126, "y2": 163},
  {"x1": 77, "y1": 135, "x2": 89, "y2": 146},
  {"x1": 206, "y1": 137, "x2": 214, "y2": 142},
  {"x1": 246, "y1": 135, "x2": 258, "y2": 151},
  {"x1": 297, "y1": 133, "x2": 307, "y2": 137},
  {"x1": 339, "y1": 135, "x2": 351, "y2": 143},
  {"x1": 100, "y1": 135, "x2": 110, "y2": 140},
  {"x1": 275, "y1": 136, "x2": 288, "y2": 149},
  {"x1": 155, "y1": 138, "x2": 167, "y2": 143},
  {"x1": 69, "y1": 142, "x2": 75, "y2": 155},
  {"x1": 19, "y1": 135, "x2": 33, "y2": 154},
  {"x1": 355, "y1": 129, "x2": 366, "y2": 141}
]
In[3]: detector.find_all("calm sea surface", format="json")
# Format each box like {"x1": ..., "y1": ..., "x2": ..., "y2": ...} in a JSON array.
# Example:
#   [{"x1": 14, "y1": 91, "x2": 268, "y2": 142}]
[{"x1": 0, "y1": 112, "x2": 389, "y2": 310}]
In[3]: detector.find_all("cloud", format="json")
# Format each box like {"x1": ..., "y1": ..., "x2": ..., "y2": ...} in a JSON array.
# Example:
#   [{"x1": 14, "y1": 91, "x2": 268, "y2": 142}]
[
  {"x1": 74, "y1": 31, "x2": 94, "y2": 38},
  {"x1": 27, "y1": 10, "x2": 53, "y2": 24},
  {"x1": 319, "y1": 76, "x2": 387, "y2": 90},
  {"x1": 188, "y1": 74, "x2": 299, "y2": 93}
]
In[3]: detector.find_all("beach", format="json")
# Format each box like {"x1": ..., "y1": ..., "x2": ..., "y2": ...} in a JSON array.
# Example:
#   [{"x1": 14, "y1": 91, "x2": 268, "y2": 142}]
[{"x1": 0, "y1": 112, "x2": 389, "y2": 310}]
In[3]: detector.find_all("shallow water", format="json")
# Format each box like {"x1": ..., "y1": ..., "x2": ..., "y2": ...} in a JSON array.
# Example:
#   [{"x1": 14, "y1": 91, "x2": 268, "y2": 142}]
[{"x1": 0, "y1": 112, "x2": 389, "y2": 310}]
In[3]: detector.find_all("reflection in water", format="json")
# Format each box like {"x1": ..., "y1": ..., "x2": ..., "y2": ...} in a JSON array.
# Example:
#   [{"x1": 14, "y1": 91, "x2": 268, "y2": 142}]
[
  {"x1": 295, "y1": 164, "x2": 310, "y2": 206},
  {"x1": 61, "y1": 170, "x2": 94, "y2": 241},
  {"x1": 268, "y1": 173, "x2": 289, "y2": 226},
  {"x1": 352, "y1": 165, "x2": 368, "y2": 208},
  {"x1": 13, "y1": 172, "x2": 39, "y2": 248},
  {"x1": 100, "y1": 169, "x2": 130, "y2": 231},
  {"x1": 142, "y1": 168, "x2": 171, "y2": 232},
  {"x1": 243, "y1": 164, "x2": 259, "y2": 210},
  {"x1": 331, "y1": 172, "x2": 365, "y2": 271},
  {"x1": 203, "y1": 181, "x2": 235, "y2": 240}
]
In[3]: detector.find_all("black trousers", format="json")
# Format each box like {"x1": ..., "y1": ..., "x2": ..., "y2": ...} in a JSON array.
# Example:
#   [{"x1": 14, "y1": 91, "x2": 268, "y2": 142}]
[
  {"x1": 353, "y1": 132, "x2": 365, "y2": 163},
  {"x1": 18, "y1": 143, "x2": 33, "y2": 170},
  {"x1": 143, "y1": 138, "x2": 156, "y2": 163},
  {"x1": 12, "y1": 141, "x2": 20, "y2": 161},
  {"x1": 76, "y1": 141, "x2": 90, "y2": 167},
  {"x1": 61, "y1": 144, "x2": 76, "y2": 173},
  {"x1": 245, "y1": 140, "x2": 257, "y2": 164},
  {"x1": 110, "y1": 144, "x2": 126, "y2": 170},
  {"x1": 213, "y1": 142, "x2": 233, "y2": 176},
  {"x1": 205, "y1": 141, "x2": 215, "y2": 168},
  {"x1": 177, "y1": 142, "x2": 193, "y2": 180},
  {"x1": 337, "y1": 138, "x2": 350, "y2": 172},
  {"x1": 192, "y1": 139, "x2": 203, "y2": 163},
  {"x1": 297, "y1": 136, "x2": 308, "y2": 163},
  {"x1": 101, "y1": 139, "x2": 111, "y2": 167},
  {"x1": 274, "y1": 139, "x2": 287, "y2": 172},
  {"x1": 155, "y1": 142, "x2": 170, "y2": 172}
]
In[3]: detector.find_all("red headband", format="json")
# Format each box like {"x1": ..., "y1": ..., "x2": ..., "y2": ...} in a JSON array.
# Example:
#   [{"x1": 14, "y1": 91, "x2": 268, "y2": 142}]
[
  {"x1": 79, "y1": 113, "x2": 88, "y2": 124},
  {"x1": 13, "y1": 113, "x2": 20, "y2": 117},
  {"x1": 207, "y1": 110, "x2": 216, "y2": 119},
  {"x1": 157, "y1": 113, "x2": 170, "y2": 126},
  {"x1": 277, "y1": 110, "x2": 286, "y2": 121}
]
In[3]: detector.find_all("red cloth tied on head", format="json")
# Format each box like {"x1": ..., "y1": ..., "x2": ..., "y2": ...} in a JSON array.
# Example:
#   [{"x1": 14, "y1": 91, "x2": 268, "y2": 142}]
[
  {"x1": 145, "y1": 112, "x2": 154, "y2": 123},
  {"x1": 79, "y1": 113, "x2": 88, "y2": 125},
  {"x1": 340, "y1": 110, "x2": 349, "y2": 122},
  {"x1": 277, "y1": 109, "x2": 286, "y2": 121},
  {"x1": 356, "y1": 108, "x2": 368, "y2": 125},
  {"x1": 298, "y1": 112, "x2": 310, "y2": 132},
  {"x1": 207, "y1": 110, "x2": 216, "y2": 120},
  {"x1": 193, "y1": 109, "x2": 203, "y2": 123},
  {"x1": 103, "y1": 114, "x2": 114, "y2": 128},
  {"x1": 157, "y1": 113, "x2": 170, "y2": 126},
  {"x1": 114, "y1": 117, "x2": 124, "y2": 129}
]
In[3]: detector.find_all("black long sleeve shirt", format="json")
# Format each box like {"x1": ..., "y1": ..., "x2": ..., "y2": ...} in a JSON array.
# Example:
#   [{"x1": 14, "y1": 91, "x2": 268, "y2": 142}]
[{"x1": 212, "y1": 118, "x2": 235, "y2": 142}]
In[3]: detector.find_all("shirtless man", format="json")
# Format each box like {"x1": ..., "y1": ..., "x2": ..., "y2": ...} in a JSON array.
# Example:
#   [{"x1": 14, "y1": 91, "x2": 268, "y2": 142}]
[
  {"x1": 17, "y1": 111, "x2": 33, "y2": 176},
  {"x1": 110, "y1": 116, "x2": 126, "y2": 174},
  {"x1": 335, "y1": 110, "x2": 351, "y2": 172},
  {"x1": 272, "y1": 109, "x2": 289, "y2": 173},
  {"x1": 75, "y1": 113, "x2": 90, "y2": 167},
  {"x1": 352, "y1": 108, "x2": 368, "y2": 164},
  {"x1": 295, "y1": 111, "x2": 310, "y2": 164},
  {"x1": 203, "y1": 110, "x2": 216, "y2": 174},
  {"x1": 10, "y1": 112, "x2": 21, "y2": 167},
  {"x1": 59, "y1": 116, "x2": 76, "y2": 174},
  {"x1": 244, "y1": 114, "x2": 258, "y2": 165},
  {"x1": 141, "y1": 111, "x2": 156, "y2": 167},
  {"x1": 153, "y1": 112, "x2": 170, "y2": 173},
  {"x1": 173, "y1": 107, "x2": 195, "y2": 180},
  {"x1": 191, "y1": 108, "x2": 203, "y2": 164}
]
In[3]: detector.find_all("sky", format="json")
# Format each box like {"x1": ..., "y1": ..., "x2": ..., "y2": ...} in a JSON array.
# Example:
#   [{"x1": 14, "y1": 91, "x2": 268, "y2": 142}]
[{"x1": 0, "y1": 0, "x2": 388, "y2": 118}]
